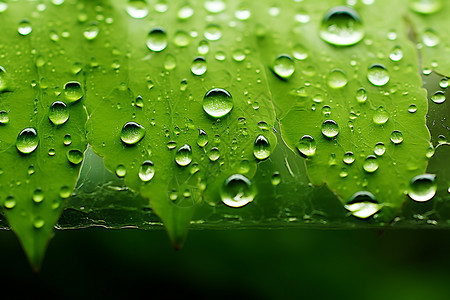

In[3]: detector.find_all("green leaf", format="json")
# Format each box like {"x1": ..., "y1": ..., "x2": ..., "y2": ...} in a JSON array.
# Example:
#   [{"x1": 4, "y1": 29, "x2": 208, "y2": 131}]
[
  {"x1": 84, "y1": 0, "x2": 277, "y2": 247},
  {"x1": 255, "y1": 0, "x2": 431, "y2": 220},
  {"x1": 0, "y1": 2, "x2": 87, "y2": 269}
]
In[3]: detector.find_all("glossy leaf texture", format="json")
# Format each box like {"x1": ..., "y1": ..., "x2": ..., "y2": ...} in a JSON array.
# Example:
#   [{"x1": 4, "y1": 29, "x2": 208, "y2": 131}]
[{"x1": 0, "y1": 2, "x2": 87, "y2": 270}]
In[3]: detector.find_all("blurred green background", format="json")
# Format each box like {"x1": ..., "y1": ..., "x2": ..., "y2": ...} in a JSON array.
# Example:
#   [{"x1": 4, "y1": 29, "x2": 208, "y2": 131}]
[{"x1": 1, "y1": 227, "x2": 450, "y2": 299}]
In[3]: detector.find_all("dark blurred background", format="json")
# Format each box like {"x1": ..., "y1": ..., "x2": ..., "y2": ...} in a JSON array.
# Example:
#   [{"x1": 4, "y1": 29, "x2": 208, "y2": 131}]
[{"x1": 1, "y1": 228, "x2": 450, "y2": 300}]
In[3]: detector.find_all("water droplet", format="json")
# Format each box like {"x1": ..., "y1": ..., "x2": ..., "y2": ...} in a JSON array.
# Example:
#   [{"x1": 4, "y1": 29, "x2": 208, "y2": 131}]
[
  {"x1": 389, "y1": 46, "x2": 403, "y2": 61},
  {"x1": 319, "y1": 6, "x2": 364, "y2": 46},
  {"x1": 390, "y1": 130, "x2": 403, "y2": 144},
  {"x1": 164, "y1": 54, "x2": 176, "y2": 70},
  {"x1": 327, "y1": 69, "x2": 348, "y2": 88},
  {"x1": 115, "y1": 164, "x2": 127, "y2": 177},
  {"x1": 439, "y1": 78, "x2": 448, "y2": 89},
  {"x1": 204, "y1": 0, "x2": 226, "y2": 13},
  {"x1": 344, "y1": 191, "x2": 381, "y2": 219},
  {"x1": 363, "y1": 155, "x2": 378, "y2": 173},
  {"x1": 177, "y1": 4, "x2": 194, "y2": 19},
  {"x1": 220, "y1": 174, "x2": 256, "y2": 208},
  {"x1": 16, "y1": 128, "x2": 39, "y2": 154},
  {"x1": 293, "y1": 44, "x2": 308, "y2": 60},
  {"x1": 408, "y1": 174, "x2": 437, "y2": 202},
  {"x1": 271, "y1": 172, "x2": 281, "y2": 186},
  {"x1": 64, "y1": 81, "x2": 83, "y2": 103},
  {"x1": 203, "y1": 88, "x2": 233, "y2": 118},
  {"x1": 175, "y1": 144, "x2": 192, "y2": 166},
  {"x1": 372, "y1": 106, "x2": 389, "y2": 125},
  {"x1": 343, "y1": 152, "x2": 355, "y2": 164},
  {"x1": 198, "y1": 40, "x2": 210, "y2": 55},
  {"x1": 367, "y1": 64, "x2": 389, "y2": 86},
  {"x1": 431, "y1": 91, "x2": 446, "y2": 104},
  {"x1": 63, "y1": 134, "x2": 72, "y2": 146},
  {"x1": 204, "y1": 24, "x2": 222, "y2": 41},
  {"x1": 273, "y1": 54, "x2": 295, "y2": 79},
  {"x1": 32, "y1": 188, "x2": 44, "y2": 203},
  {"x1": 0, "y1": 110, "x2": 9, "y2": 124},
  {"x1": 197, "y1": 129, "x2": 208, "y2": 147},
  {"x1": 59, "y1": 186, "x2": 71, "y2": 198},
  {"x1": 0, "y1": 66, "x2": 7, "y2": 92},
  {"x1": 67, "y1": 149, "x2": 83, "y2": 164},
  {"x1": 208, "y1": 147, "x2": 220, "y2": 161},
  {"x1": 0, "y1": 2, "x2": 8, "y2": 13},
  {"x1": 120, "y1": 122, "x2": 146, "y2": 145},
  {"x1": 18, "y1": 20, "x2": 32, "y2": 36},
  {"x1": 296, "y1": 135, "x2": 316, "y2": 157},
  {"x1": 173, "y1": 30, "x2": 191, "y2": 47},
  {"x1": 356, "y1": 87, "x2": 367, "y2": 103},
  {"x1": 253, "y1": 135, "x2": 271, "y2": 160},
  {"x1": 33, "y1": 218, "x2": 45, "y2": 229},
  {"x1": 126, "y1": 0, "x2": 149, "y2": 19},
  {"x1": 139, "y1": 160, "x2": 155, "y2": 182},
  {"x1": 83, "y1": 22, "x2": 99, "y2": 40},
  {"x1": 167, "y1": 140, "x2": 177, "y2": 150},
  {"x1": 48, "y1": 101, "x2": 69, "y2": 125},
  {"x1": 321, "y1": 120, "x2": 339, "y2": 138},
  {"x1": 408, "y1": 104, "x2": 417, "y2": 113},
  {"x1": 410, "y1": 0, "x2": 442, "y2": 14},
  {"x1": 146, "y1": 28, "x2": 168, "y2": 52},
  {"x1": 28, "y1": 165, "x2": 35, "y2": 175},
  {"x1": 235, "y1": 8, "x2": 251, "y2": 20},
  {"x1": 191, "y1": 56, "x2": 207, "y2": 75},
  {"x1": 374, "y1": 142, "x2": 386, "y2": 156},
  {"x1": 48, "y1": 148, "x2": 56, "y2": 156},
  {"x1": 232, "y1": 49, "x2": 246, "y2": 62},
  {"x1": 422, "y1": 29, "x2": 440, "y2": 47},
  {"x1": 4, "y1": 196, "x2": 16, "y2": 209}
]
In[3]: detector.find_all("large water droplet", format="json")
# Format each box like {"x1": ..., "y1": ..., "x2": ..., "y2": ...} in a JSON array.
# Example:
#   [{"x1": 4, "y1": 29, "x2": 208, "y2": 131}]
[
  {"x1": 321, "y1": 120, "x2": 339, "y2": 138},
  {"x1": 146, "y1": 28, "x2": 168, "y2": 52},
  {"x1": 4, "y1": 196, "x2": 16, "y2": 209},
  {"x1": 64, "y1": 81, "x2": 83, "y2": 102},
  {"x1": 191, "y1": 56, "x2": 207, "y2": 75},
  {"x1": 253, "y1": 135, "x2": 271, "y2": 160},
  {"x1": 363, "y1": 155, "x2": 378, "y2": 173},
  {"x1": 390, "y1": 130, "x2": 403, "y2": 144},
  {"x1": 327, "y1": 69, "x2": 348, "y2": 88},
  {"x1": 16, "y1": 128, "x2": 39, "y2": 154},
  {"x1": 431, "y1": 91, "x2": 446, "y2": 104},
  {"x1": 319, "y1": 6, "x2": 364, "y2": 46},
  {"x1": 18, "y1": 20, "x2": 32, "y2": 36},
  {"x1": 374, "y1": 142, "x2": 386, "y2": 156},
  {"x1": 344, "y1": 191, "x2": 381, "y2": 219},
  {"x1": 48, "y1": 101, "x2": 69, "y2": 125},
  {"x1": 343, "y1": 152, "x2": 355, "y2": 164},
  {"x1": 126, "y1": 0, "x2": 149, "y2": 19},
  {"x1": 372, "y1": 106, "x2": 389, "y2": 125},
  {"x1": 139, "y1": 160, "x2": 155, "y2": 182},
  {"x1": 296, "y1": 135, "x2": 316, "y2": 157},
  {"x1": 120, "y1": 121, "x2": 146, "y2": 145},
  {"x1": 410, "y1": 0, "x2": 442, "y2": 14},
  {"x1": 408, "y1": 174, "x2": 437, "y2": 202},
  {"x1": 367, "y1": 64, "x2": 389, "y2": 86},
  {"x1": 67, "y1": 149, "x2": 84, "y2": 164},
  {"x1": 220, "y1": 174, "x2": 256, "y2": 208},
  {"x1": 175, "y1": 144, "x2": 192, "y2": 166},
  {"x1": 203, "y1": 88, "x2": 233, "y2": 118},
  {"x1": 273, "y1": 54, "x2": 295, "y2": 79},
  {"x1": 422, "y1": 29, "x2": 440, "y2": 47}
]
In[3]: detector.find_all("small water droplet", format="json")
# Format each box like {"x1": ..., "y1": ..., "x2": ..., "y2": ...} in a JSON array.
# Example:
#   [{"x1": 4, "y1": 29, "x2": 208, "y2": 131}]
[
  {"x1": 408, "y1": 104, "x2": 417, "y2": 113},
  {"x1": 83, "y1": 22, "x2": 99, "y2": 40},
  {"x1": 177, "y1": 4, "x2": 194, "y2": 19},
  {"x1": 59, "y1": 186, "x2": 71, "y2": 198},
  {"x1": 126, "y1": 0, "x2": 149, "y2": 19},
  {"x1": 33, "y1": 218, "x2": 45, "y2": 229},
  {"x1": 120, "y1": 121, "x2": 146, "y2": 145},
  {"x1": 115, "y1": 164, "x2": 127, "y2": 177},
  {"x1": 235, "y1": 7, "x2": 251, "y2": 20},
  {"x1": 344, "y1": 191, "x2": 381, "y2": 219},
  {"x1": 367, "y1": 64, "x2": 389, "y2": 86},
  {"x1": 4, "y1": 196, "x2": 16, "y2": 209},
  {"x1": 439, "y1": 78, "x2": 448, "y2": 89},
  {"x1": 327, "y1": 69, "x2": 348, "y2": 88},
  {"x1": 167, "y1": 140, "x2": 177, "y2": 150},
  {"x1": 410, "y1": 0, "x2": 442, "y2": 14},
  {"x1": 374, "y1": 142, "x2": 386, "y2": 156},
  {"x1": 164, "y1": 54, "x2": 176, "y2": 70},
  {"x1": 232, "y1": 49, "x2": 246, "y2": 62},
  {"x1": 198, "y1": 40, "x2": 210, "y2": 55},
  {"x1": 191, "y1": 56, "x2": 207, "y2": 75},
  {"x1": 0, "y1": 2, "x2": 8, "y2": 13},
  {"x1": 32, "y1": 188, "x2": 44, "y2": 203},
  {"x1": 139, "y1": 160, "x2": 155, "y2": 182},
  {"x1": 208, "y1": 147, "x2": 220, "y2": 161},
  {"x1": 296, "y1": 135, "x2": 316, "y2": 157},
  {"x1": 146, "y1": 28, "x2": 168, "y2": 52},
  {"x1": 175, "y1": 144, "x2": 192, "y2": 166},
  {"x1": 343, "y1": 152, "x2": 355, "y2": 164},
  {"x1": 173, "y1": 30, "x2": 191, "y2": 47},
  {"x1": 356, "y1": 87, "x2": 367, "y2": 103},
  {"x1": 18, "y1": 20, "x2": 32, "y2": 36},
  {"x1": 431, "y1": 91, "x2": 446, "y2": 104},
  {"x1": 67, "y1": 149, "x2": 83, "y2": 164},
  {"x1": 0, "y1": 110, "x2": 9, "y2": 124},
  {"x1": 63, "y1": 134, "x2": 72, "y2": 146},
  {"x1": 319, "y1": 6, "x2": 364, "y2": 46},
  {"x1": 271, "y1": 172, "x2": 281, "y2": 186},
  {"x1": 204, "y1": 0, "x2": 226, "y2": 13},
  {"x1": 0, "y1": 66, "x2": 8, "y2": 92},
  {"x1": 389, "y1": 46, "x2": 403, "y2": 61},
  {"x1": 253, "y1": 135, "x2": 271, "y2": 160},
  {"x1": 197, "y1": 129, "x2": 208, "y2": 147},
  {"x1": 64, "y1": 81, "x2": 83, "y2": 102},
  {"x1": 203, "y1": 88, "x2": 233, "y2": 118},
  {"x1": 204, "y1": 24, "x2": 222, "y2": 41},
  {"x1": 220, "y1": 174, "x2": 256, "y2": 208},
  {"x1": 363, "y1": 155, "x2": 378, "y2": 173},
  {"x1": 28, "y1": 165, "x2": 35, "y2": 175},
  {"x1": 293, "y1": 44, "x2": 308, "y2": 60},
  {"x1": 16, "y1": 128, "x2": 39, "y2": 154},
  {"x1": 422, "y1": 29, "x2": 440, "y2": 47},
  {"x1": 48, "y1": 101, "x2": 69, "y2": 125},
  {"x1": 321, "y1": 120, "x2": 339, "y2": 138},
  {"x1": 273, "y1": 54, "x2": 295, "y2": 79},
  {"x1": 408, "y1": 174, "x2": 437, "y2": 202},
  {"x1": 390, "y1": 130, "x2": 403, "y2": 144},
  {"x1": 372, "y1": 106, "x2": 389, "y2": 125}
]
